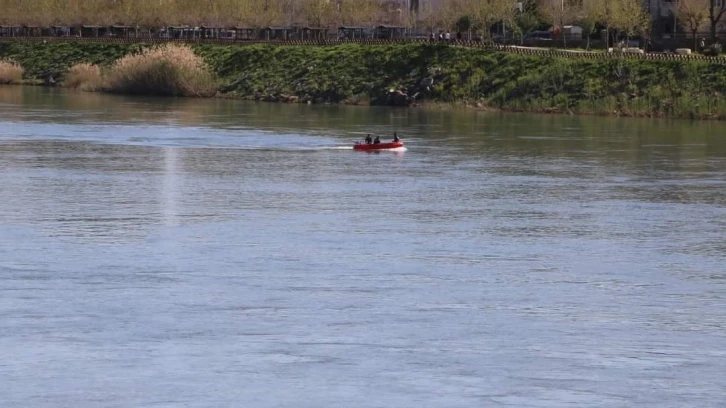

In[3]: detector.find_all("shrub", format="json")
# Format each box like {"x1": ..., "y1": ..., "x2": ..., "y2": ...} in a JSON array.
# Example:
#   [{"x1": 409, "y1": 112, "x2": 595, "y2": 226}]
[
  {"x1": 704, "y1": 43, "x2": 722, "y2": 56},
  {"x1": 64, "y1": 63, "x2": 103, "y2": 91},
  {"x1": 0, "y1": 59, "x2": 24, "y2": 84},
  {"x1": 343, "y1": 92, "x2": 371, "y2": 105},
  {"x1": 104, "y1": 44, "x2": 216, "y2": 97}
]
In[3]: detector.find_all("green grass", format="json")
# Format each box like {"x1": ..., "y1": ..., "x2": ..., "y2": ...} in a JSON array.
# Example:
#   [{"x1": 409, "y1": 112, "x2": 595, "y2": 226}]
[
  {"x1": 4, "y1": 40, "x2": 726, "y2": 119},
  {"x1": 0, "y1": 41, "x2": 137, "y2": 79},
  {"x1": 193, "y1": 43, "x2": 726, "y2": 118}
]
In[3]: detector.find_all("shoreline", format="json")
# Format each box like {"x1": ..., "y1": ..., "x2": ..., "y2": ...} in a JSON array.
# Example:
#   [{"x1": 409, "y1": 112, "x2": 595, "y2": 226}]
[
  {"x1": 184, "y1": 90, "x2": 726, "y2": 121},
  {"x1": 4, "y1": 80, "x2": 723, "y2": 122},
  {"x1": 3, "y1": 42, "x2": 726, "y2": 121},
  {"x1": 3, "y1": 81, "x2": 720, "y2": 122}
]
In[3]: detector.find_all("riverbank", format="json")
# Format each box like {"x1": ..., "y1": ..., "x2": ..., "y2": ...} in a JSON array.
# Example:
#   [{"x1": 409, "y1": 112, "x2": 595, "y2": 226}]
[{"x1": 3, "y1": 40, "x2": 726, "y2": 119}]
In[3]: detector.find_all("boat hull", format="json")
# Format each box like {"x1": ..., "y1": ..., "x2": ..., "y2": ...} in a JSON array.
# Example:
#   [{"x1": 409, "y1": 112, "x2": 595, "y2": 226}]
[{"x1": 353, "y1": 142, "x2": 404, "y2": 150}]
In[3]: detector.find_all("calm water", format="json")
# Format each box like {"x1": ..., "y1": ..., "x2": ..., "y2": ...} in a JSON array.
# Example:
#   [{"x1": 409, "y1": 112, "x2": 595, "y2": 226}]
[{"x1": 1, "y1": 86, "x2": 725, "y2": 407}]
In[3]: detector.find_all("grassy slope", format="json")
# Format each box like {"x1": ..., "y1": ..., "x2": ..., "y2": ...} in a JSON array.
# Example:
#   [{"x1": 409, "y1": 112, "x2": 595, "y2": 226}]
[
  {"x1": 196, "y1": 43, "x2": 726, "y2": 118},
  {"x1": 0, "y1": 41, "x2": 136, "y2": 79},
  {"x1": 4, "y1": 40, "x2": 726, "y2": 118}
]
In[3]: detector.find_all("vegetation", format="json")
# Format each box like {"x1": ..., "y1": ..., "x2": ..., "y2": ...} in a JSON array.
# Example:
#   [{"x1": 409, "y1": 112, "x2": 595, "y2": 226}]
[
  {"x1": 0, "y1": 59, "x2": 24, "y2": 84},
  {"x1": 0, "y1": 0, "x2": 653, "y2": 40},
  {"x1": 104, "y1": 44, "x2": 216, "y2": 97},
  {"x1": 3, "y1": 40, "x2": 726, "y2": 119},
  {"x1": 538, "y1": 0, "x2": 578, "y2": 47},
  {"x1": 0, "y1": 42, "x2": 214, "y2": 96},
  {"x1": 6, "y1": 0, "x2": 726, "y2": 50},
  {"x1": 193, "y1": 42, "x2": 726, "y2": 120},
  {"x1": 677, "y1": 0, "x2": 709, "y2": 51},
  {"x1": 577, "y1": 0, "x2": 602, "y2": 50},
  {"x1": 0, "y1": 41, "x2": 135, "y2": 80},
  {"x1": 63, "y1": 62, "x2": 102, "y2": 90},
  {"x1": 0, "y1": 0, "x2": 396, "y2": 28},
  {"x1": 707, "y1": 0, "x2": 726, "y2": 41}
]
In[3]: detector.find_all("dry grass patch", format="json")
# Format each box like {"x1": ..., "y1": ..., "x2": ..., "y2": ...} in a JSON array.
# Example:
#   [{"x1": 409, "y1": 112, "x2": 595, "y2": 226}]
[
  {"x1": 0, "y1": 60, "x2": 24, "y2": 84},
  {"x1": 105, "y1": 44, "x2": 216, "y2": 97},
  {"x1": 64, "y1": 63, "x2": 103, "y2": 91}
]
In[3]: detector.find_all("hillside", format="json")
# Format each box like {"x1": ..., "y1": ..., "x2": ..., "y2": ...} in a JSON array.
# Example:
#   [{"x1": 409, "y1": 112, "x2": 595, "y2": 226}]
[{"x1": 3, "y1": 40, "x2": 726, "y2": 119}]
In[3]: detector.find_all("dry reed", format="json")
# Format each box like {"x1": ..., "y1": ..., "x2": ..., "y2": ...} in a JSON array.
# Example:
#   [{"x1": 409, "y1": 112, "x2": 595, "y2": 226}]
[
  {"x1": 0, "y1": 59, "x2": 24, "y2": 84},
  {"x1": 104, "y1": 44, "x2": 217, "y2": 97},
  {"x1": 64, "y1": 63, "x2": 103, "y2": 91}
]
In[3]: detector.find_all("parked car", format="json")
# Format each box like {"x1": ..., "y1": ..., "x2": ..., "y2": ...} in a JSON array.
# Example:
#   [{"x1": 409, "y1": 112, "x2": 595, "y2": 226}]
[{"x1": 526, "y1": 30, "x2": 553, "y2": 40}]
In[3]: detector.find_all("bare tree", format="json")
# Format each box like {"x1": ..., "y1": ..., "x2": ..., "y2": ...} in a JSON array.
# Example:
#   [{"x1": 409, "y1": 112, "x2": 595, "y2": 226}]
[
  {"x1": 458, "y1": 0, "x2": 512, "y2": 44},
  {"x1": 499, "y1": 0, "x2": 520, "y2": 42},
  {"x1": 708, "y1": 0, "x2": 726, "y2": 41},
  {"x1": 247, "y1": 0, "x2": 286, "y2": 27},
  {"x1": 418, "y1": 0, "x2": 447, "y2": 33},
  {"x1": 300, "y1": 0, "x2": 335, "y2": 27},
  {"x1": 676, "y1": 0, "x2": 709, "y2": 50},
  {"x1": 335, "y1": 0, "x2": 379, "y2": 27},
  {"x1": 537, "y1": 0, "x2": 578, "y2": 47},
  {"x1": 410, "y1": 0, "x2": 420, "y2": 18},
  {"x1": 511, "y1": 0, "x2": 538, "y2": 44},
  {"x1": 514, "y1": 11, "x2": 539, "y2": 44},
  {"x1": 576, "y1": 0, "x2": 606, "y2": 50},
  {"x1": 609, "y1": 0, "x2": 650, "y2": 45},
  {"x1": 439, "y1": 0, "x2": 467, "y2": 32}
]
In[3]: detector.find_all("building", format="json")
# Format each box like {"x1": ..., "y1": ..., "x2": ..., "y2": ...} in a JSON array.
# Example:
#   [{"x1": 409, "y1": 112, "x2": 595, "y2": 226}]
[
  {"x1": 385, "y1": 0, "x2": 444, "y2": 18},
  {"x1": 641, "y1": 0, "x2": 677, "y2": 35},
  {"x1": 644, "y1": 0, "x2": 725, "y2": 37}
]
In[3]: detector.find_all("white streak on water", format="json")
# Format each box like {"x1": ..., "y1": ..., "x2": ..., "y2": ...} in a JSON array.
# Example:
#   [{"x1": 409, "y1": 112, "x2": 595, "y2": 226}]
[{"x1": 161, "y1": 146, "x2": 179, "y2": 227}]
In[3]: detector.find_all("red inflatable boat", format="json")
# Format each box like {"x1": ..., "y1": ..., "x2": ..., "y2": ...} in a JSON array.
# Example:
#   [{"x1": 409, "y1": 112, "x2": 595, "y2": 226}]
[{"x1": 353, "y1": 141, "x2": 404, "y2": 151}]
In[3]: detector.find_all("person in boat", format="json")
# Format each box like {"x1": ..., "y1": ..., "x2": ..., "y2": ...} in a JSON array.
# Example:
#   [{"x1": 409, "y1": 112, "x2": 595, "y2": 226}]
[
  {"x1": 393, "y1": 132, "x2": 400, "y2": 142},
  {"x1": 365, "y1": 134, "x2": 372, "y2": 144},
  {"x1": 373, "y1": 136, "x2": 381, "y2": 144}
]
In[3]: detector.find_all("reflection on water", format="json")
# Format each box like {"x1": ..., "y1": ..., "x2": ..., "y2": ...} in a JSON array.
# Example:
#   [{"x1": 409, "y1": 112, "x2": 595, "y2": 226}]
[
  {"x1": 1, "y1": 85, "x2": 726, "y2": 407},
  {"x1": 162, "y1": 146, "x2": 180, "y2": 227}
]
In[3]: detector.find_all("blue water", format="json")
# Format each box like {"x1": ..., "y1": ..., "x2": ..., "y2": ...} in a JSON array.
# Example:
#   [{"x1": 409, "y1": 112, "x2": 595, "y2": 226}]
[{"x1": 1, "y1": 87, "x2": 726, "y2": 407}]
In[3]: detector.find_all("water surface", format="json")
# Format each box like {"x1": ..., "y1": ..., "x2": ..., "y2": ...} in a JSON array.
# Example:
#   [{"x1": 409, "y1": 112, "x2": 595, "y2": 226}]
[{"x1": 1, "y1": 86, "x2": 725, "y2": 407}]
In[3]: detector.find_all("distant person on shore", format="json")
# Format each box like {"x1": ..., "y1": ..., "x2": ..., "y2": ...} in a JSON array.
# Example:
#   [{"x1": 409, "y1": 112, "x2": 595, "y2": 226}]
[
  {"x1": 365, "y1": 134, "x2": 372, "y2": 144},
  {"x1": 429, "y1": 32, "x2": 435, "y2": 42},
  {"x1": 700, "y1": 38, "x2": 706, "y2": 53},
  {"x1": 456, "y1": 31, "x2": 462, "y2": 41},
  {"x1": 445, "y1": 31, "x2": 451, "y2": 41},
  {"x1": 373, "y1": 136, "x2": 381, "y2": 144}
]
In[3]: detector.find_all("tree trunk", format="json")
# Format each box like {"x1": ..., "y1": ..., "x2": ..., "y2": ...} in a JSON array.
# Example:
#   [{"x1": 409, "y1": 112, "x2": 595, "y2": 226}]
[
  {"x1": 492, "y1": 23, "x2": 494, "y2": 47},
  {"x1": 711, "y1": 2, "x2": 718, "y2": 42},
  {"x1": 711, "y1": 20, "x2": 717, "y2": 42},
  {"x1": 694, "y1": 30, "x2": 699, "y2": 52}
]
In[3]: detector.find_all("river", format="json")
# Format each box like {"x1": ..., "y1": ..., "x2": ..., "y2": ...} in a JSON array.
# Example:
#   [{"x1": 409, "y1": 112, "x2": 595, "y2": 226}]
[{"x1": 1, "y1": 86, "x2": 725, "y2": 408}]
